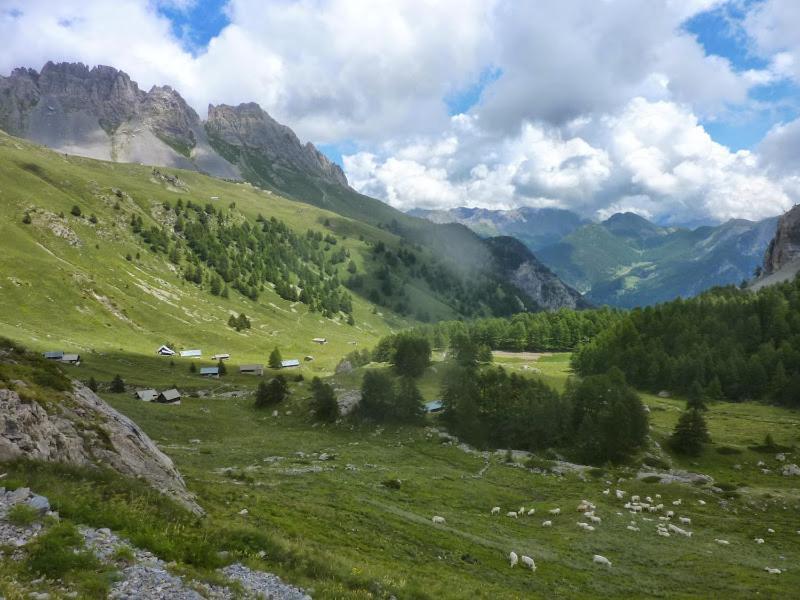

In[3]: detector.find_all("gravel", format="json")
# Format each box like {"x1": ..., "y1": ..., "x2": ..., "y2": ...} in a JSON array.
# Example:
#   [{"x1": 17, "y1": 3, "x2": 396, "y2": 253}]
[{"x1": 223, "y1": 563, "x2": 311, "y2": 600}]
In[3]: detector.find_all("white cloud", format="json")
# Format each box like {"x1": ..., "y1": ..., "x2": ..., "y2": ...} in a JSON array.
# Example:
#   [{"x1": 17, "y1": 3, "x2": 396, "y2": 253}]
[
  {"x1": 744, "y1": 0, "x2": 800, "y2": 83},
  {"x1": 346, "y1": 99, "x2": 794, "y2": 223}
]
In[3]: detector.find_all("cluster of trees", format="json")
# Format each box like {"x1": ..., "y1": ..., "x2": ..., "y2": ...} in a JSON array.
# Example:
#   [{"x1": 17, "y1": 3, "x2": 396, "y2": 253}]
[
  {"x1": 255, "y1": 375, "x2": 289, "y2": 408},
  {"x1": 228, "y1": 313, "x2": 251, "y2": 331},
  {"x1": 573, "y1": 280, "x2": 800, "y2": 406},
  {"x1": 131, "y1": 199, "x2": 355, "y2": 321}
]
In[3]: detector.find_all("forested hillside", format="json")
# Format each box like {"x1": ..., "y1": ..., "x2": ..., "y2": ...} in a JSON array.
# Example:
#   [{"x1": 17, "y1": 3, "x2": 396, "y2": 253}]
[{"x1": 573, "y1": 278, "x2": 800, "y2": 406}]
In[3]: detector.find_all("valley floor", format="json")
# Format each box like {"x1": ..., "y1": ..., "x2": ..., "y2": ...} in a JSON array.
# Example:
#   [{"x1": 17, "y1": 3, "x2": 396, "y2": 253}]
[{"x1": 3, "y1": 352, "x2": 799, "y2": 599}]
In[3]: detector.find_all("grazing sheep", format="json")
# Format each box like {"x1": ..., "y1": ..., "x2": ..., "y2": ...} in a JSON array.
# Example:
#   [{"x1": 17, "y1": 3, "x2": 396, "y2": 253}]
[
  {"x1": 491, "y1": 506, "x2": 501, "y2": 515},
  {"x1": 549, "y1": 508, "x2": 561, "y2": 516},
  {"x1": 542, "y1": 520, "x2": 552, "y2": 527},
  {"x1": 527, "y1": 508, "x2": 536, "y2": 516},
  {"x1": 657, "y1": 530, "x2": 671, "y2": 538},
  {"x1": 655, "y1": 504, "x2": 664, "y2": 511},
  {"x1": 521, "y1": 555, "x2": 536, "y2": 571},
  {"x1": 631, "y1": 495, "x2": 640, "y2": 503},
  {"x1": 659, "y1": 516, "x2": 670, "y2": 521},
  {"x1": 507, "y1": 511, "x2": 518, "y2": 519},
  {"x1": 666, "y1": 510, "x2": 675, "y2": 518},
  {"x1": 593, "y1": 554, "x2": 612, "y2": 567},
  {"x1": 589, "y1": 515, "x2": 602, "y2": 524},
  {"x1": 519, "y1": 506, "x2": 525, "y2": 516},
  {"x1": 616, "y1": 489, "x2": 626, "y2": 499},
  {"x1": 642, "y1": 517, "x2": 653, "y2": 522},
  {"x1": 672, "y1": 499, "x2": 682, "y2": 506},
  {"x1": 584, "y1": 510, "x2": 595, "y2": 518},
  {"x1": 655, "y1": 494, "x2": 662, "y2": 499},
  {"x1": 603, "y1": 489, "x2": 610, "y2": 495},
  {"x1": 697, "y1": 500, "x2": 706, "y2": 505},
  {"x1": 627, "y1": 525, "x2": 640, "y2": 532},
  {"x1": 679, "y1": 517, "x2": 691, "y2": 525},
  {"x1": 767, "y1": 528, "x2": 775, "y2": 533},
  {"x1": 754, "y1": 538, "x2": 765, "y2": 544},
  {"x1": 432, "y1": 516, "x2": 446, "y2": 524},
  {"x1": 238, "y1": 509, "x2": 249, "y2": 516},
  {"x1": 509, "y1": 551, "x2": 518, "y2": 567},
  {"x1": 645, "y1": 496, "x2": 653, "y2": 504},
  {"x1": 764, "y1": 567, "x2": 782, "y2": 575},
  {"x1": 631, "y1": 505, "x2": 643, "y2": 513},
  {"x1": 715, "y1": 539, "x2": 730, "y2": 545},
  {"x1": 668, "y1": 524, "x2": 692, "y2": 537}
]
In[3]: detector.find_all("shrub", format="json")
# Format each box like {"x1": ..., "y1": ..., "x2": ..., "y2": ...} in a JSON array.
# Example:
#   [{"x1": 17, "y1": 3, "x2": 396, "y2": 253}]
[
  {"x1": 22, "y1": 212, "x2": 32, "y2": 224},
  {"x1": 642, "y1": 455, "x2": 670, "y2": 470},
  {"x1": 109, "y1": 375, "x2": 125, "y2": 393},
  {"x1": 255, "y1": 376, "x2": 288, "y2": 409},
  {"x1": 87, "y1": 377, "x2": 98, "y2": 393},
  {"x1": 310, "y1": 377, "x2": 339, "y2": 423},
  {"x1": 70, "y1": 205, "x2": 82, "y2": 217},
  {"x1": 641, "y1": 475, "x2": 662, "y2": 484},
  {"x1": 89, "y1": 214, "x2": 98, "y2": 224},
  {"x1": 268, "y1": 347, "x2": 283, "y2": 370},
  {"x1": 381, "y1": 478, "x2": 402, "y2": 490},
  {"x1": 392, "y1": 333, "x2": 431, "y2": 378},
  {"x1": 716, "y1": 446, "x2": 743, "y2": 455},
  {"x1": 25, "y1": 521, "x2": 101, "y2": 578},
  {"x1": 8, "y1": 504, "x2": 39, "y2": 526}
]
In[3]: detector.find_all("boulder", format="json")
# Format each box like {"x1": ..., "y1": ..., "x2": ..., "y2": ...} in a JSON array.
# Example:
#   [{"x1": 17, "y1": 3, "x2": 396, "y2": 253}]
[{"x1": 27, "y1": 494, "x2": 50, "y2": 515}]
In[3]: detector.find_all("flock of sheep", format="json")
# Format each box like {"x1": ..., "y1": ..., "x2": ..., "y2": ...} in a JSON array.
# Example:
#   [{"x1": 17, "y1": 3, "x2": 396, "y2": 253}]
[{"x1": 430, "y1": 486, "x2": 787, "y2": 577}]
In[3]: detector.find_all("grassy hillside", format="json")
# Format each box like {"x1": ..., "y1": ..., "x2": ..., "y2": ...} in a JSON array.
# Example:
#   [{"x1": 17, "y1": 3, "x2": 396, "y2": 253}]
[
  {"x1": 0, "y1": 130, "x2": 429, "y2": 369},
  {"x1": 3, "y1": 348, "x2": 798, "y2": 598}
]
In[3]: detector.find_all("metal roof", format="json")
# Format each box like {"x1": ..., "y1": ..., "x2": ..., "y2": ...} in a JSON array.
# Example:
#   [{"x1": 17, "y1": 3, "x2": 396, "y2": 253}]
[
  {"x1": 43, "y1": 351, "x2": 64, "y2": 359},
  {"x1": 199, "y1": 367, "x2": 220, "y2": 375},
  {"x1": 136, "y1": 389, "x2": 158, "y2": 401},
  {"x1": 280, "y1": 359, "x2": 300, "y2": 368},
  {"x1": 158, "y1": 389, "x2": 181, "y2": 402},
  {"x1": 424, "y1": 400, "x2": 444, "y2": 412},
  {"x1": 239, "y1": 364, "x2": 263, "y2": 371},
  {"x1": 180, "y1": 349, "x2": 202, "y2": 357},
  {"x1": 61, "y1": 354, "x2": 80, "y2": 362}
]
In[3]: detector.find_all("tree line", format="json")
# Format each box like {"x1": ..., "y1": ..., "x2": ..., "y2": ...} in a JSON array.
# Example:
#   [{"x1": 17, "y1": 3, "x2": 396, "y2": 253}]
[{"x1": 572, "y1": 279, "x2": 800, "y2": 407}]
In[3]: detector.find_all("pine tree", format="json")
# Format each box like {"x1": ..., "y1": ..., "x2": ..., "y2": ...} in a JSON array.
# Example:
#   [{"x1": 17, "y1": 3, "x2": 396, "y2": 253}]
[
  {"x1": 686, "y1": 380, "x2": 708, "y2": 411},
  {"x1": 255, "y1": 375, "x2": 288, "y2": 408},
  {"x1": 670, "y1": 407, "x2": 710, "y2": 456},
  {"x1": 310, "y1": 377, "x2": 339, "y2": 422},
  {"x1": 110, "y1": 374, "x2": 125, "y2": 393},
  {"x1": 217, "y1": 359, "x2": 227, "y2": 376},
  {"x1": 268, "y1": 347, "x2": 283, "y2": 370},
  {"x1": 87, "y1": 376, "x2": 98, "y2": 392},
  {"x1": 395, "y1": 377, "x2": 425, "y2": 423},
  {"x1": 189, "y1": 362, "x2": 197, "y2": 373}
]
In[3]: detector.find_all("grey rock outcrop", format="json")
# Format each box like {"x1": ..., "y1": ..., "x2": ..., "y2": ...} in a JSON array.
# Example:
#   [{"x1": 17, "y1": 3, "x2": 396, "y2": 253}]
[
  {"x1": 763, "y1": 204, "x2": 800, "y2": 275},
  {"x1": 0, "y1": 383, "x2": 201, "y2": 515},
  {"x1": 0, "y1": 62, "x2": 239, "y2": 179},
  {"x1": 205, "y1": 102, "x2": 347, "y2": 187}
]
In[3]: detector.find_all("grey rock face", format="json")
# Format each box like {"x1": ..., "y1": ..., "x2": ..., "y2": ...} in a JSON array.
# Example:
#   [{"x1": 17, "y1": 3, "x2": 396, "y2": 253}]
[
  {"x1": 763, "y1": 204, "x2": 800, "y2": 275},
  {"x1": 0, "y1": 384, "x2": 202, "y2": 515},
  {"x1": 206, "y1": 102, "x2": 348, "y2": 186}
]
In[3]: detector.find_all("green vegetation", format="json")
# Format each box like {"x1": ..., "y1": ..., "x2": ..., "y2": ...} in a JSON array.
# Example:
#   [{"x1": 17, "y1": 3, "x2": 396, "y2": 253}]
[
  {"x1": 573, "y1": 278, "x2": 800, "y2": 405},
  {"x1": 7, "y1": 503, "x2": 40, "y2": 527},
  {"x1": 110, "y1": 374, "x2": 125, "y2": 393},
  {"x1": 268, "y1": 347, "x2": 283, "y2": 370},
  {"x1": 309, "y1": 377, "x2": 339, "y2": 422},
  {"x1": 254, "y1": 375, "x2": 288, "y2": 408}
]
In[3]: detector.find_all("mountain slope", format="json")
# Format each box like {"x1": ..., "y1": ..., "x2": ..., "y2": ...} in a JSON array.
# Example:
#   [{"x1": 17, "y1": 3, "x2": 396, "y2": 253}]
[{"x1": 750, "y1": 203, "x2": 800, "y2": 291}]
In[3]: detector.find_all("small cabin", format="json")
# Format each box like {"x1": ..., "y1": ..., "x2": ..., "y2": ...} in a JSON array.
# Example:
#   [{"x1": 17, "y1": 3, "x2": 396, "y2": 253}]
[
  {"x1": 60, "y1": 353, "x2": 81, "y2": 364},
  {"x1": 180, "y1": 349, "x2": 202, "y2": 358},
  {"x1": 135, "y1": 389, "x2": 158, "y2": 402},
  {"x1": 239, "y1": 364, "x2": 264, "y2": 376},
  {"x1": 43, "y1": 351, "x2": 64, "y2": 360},
  {"x1": 200, "y1": 366, "x2": 220, "y2": 378},
  {"x1": 280, "y1": 359, "x2": 300, "y2": 368},
  {"x1": 156, "y1": 345, "x2": 175, "y2": 356},
  {"x1": 424, "y1": 400, "x2": 444, "y2": 414},
  {"x1": 156, "y1": 389, "x2": 181, "y2": 404},
  {"x1": 312, "y1": 338, "x2": 328, "y2": 345},
  {"x1": 212, "y1": 353, "x2": 230, "y2": 361}
]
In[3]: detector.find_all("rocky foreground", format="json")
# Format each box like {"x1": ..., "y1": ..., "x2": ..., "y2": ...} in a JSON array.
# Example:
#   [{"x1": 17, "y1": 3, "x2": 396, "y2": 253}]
[{"x1": 0, "y1": 486, "x2": 311, "y2": 599}]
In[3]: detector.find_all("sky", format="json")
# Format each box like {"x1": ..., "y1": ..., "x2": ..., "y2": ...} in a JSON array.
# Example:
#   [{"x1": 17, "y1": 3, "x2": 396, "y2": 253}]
[{"x1": 1, "y1": 0, "x2": 799, "y2": 225}]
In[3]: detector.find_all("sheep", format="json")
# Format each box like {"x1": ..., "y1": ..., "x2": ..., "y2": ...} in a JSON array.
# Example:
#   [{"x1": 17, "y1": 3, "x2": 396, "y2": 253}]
[
  {"x1": 715, "y1": 539, "x2": 730, "y2": 545},
  {"x1": 507, "y1": 511, "x2": 518, "y2": 519},
  {"x1": 672, "y1": 499, "x2": 682, "y2": 506},
  {"x1": 657, "y1": 529, "x2": 671, "y2": 537},
  {"x1": 764, "y1": 567, "x2": 782, "y2": 575},
  {"x1": 509, "y1": 551, "x2": 518, "y2": 568},
  {"x1": 648, "y1": 506, "x2": 657, "y2": 513},
  {"x1": 754, "y1": 538, "x2": 765, "y2": 544},
  {"x1": 593, "y1": 554, "x2": 612, "y2": 567},
  {"x1": 521, "y1": 555, "x2": 536, "y2": 571},
  {"x1": 655, "y1": 494, "x2": 661, "y2": 499},
  {"x1": 767, "y1": 528, "x2": 775, "y2": 533},
  {"x1": 631, "y1": 495, "x2": 640, "y2": 503},
  {"x1": 491, "y1": 506, "x2": 501, "y2": 515},
  {"x1": 549, "y1": 508, "x2": 561, "y2": 516},
  {"x1": 589, "y1": 515, "x2": 602, "y2": 524},
  {"x1": 697, "y1": 499, "x2": 706, "y2": 506},
  {"x1": 679, "y1": 517, "x2": 691, "y2": 525},
  {"x1": 584, "y1": 510, "x2": 595, "y2": 518},
  {"x1": 631, "y1": 505, "x2": 643, "y2": 513},
  {"x1": 658, "y1": 516, "x2": 670, "y2": 521},
  {"x1": 432, "y1": 516, "x2": 446, "y2": 524},
  {"x1": 668, "y1": 524, "x2": 692, "y2": 537},
  {"x1": 602, "y1": 489, "x2": 610, "y2": 495},
  {"x1": 642, "y1": 516, "x2": 653, "y2": 522},
  {"x1": 666, "y1": 510, "x2": 675, "y2": 518},
  {"x1": 645, "y1": 496, "x2": 653, "y2": 504},
  {"x1": 527, "y1": 508, "x2": 536, "y2": 516},
  {"x1": 519, "y1": 506, "x2": 525, "y2": 516},
  {"x1": 627, "y1": 525, "x2": 640, "y2": 532},
  {"x1": 542, "y1": 520, "x2": 552, "y2": 527},
  {"x1": 615, "y1": 489, "x2": 626, "y2": 499},
  {"x1": 655, "y1": 503, "x2": 664, "y2": 511}
]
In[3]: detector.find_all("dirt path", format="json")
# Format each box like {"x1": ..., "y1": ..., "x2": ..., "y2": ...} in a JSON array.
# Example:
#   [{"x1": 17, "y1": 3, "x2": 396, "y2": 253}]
[{"x1": 491, "y1": 351, "x2": 552, "y2": 361}]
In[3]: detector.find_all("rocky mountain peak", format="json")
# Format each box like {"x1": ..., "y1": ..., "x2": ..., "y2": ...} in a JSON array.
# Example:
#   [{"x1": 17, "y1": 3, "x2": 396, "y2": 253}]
[{"x1": 763, "y1": 204, "x2": 800, "y2": 275}]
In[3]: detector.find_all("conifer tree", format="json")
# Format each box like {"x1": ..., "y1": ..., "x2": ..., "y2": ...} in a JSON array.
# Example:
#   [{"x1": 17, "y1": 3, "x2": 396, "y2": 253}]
[
  {"x1": 310, "y1": 377, "x2": 339, "y2": 422},
  {"x1": 670, "y1": 407, "x2": 710, "y2": 456},
  {"x1": 686, "y1": 380, "x2": 708, "y2": 411},
  {"x1": 110, "y1": 374, "x2": 125, "y2": 393},
  {"x1": 268, "y1": 347, "x2": 283, "y2": 370}
]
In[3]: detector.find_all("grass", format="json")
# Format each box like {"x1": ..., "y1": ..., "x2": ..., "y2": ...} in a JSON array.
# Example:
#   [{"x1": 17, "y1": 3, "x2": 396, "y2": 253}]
[
  {"x1": 7, "y1": 504, "x2": 39, "y2": 527},
  {"x1": 3, "y1": 348, "x2": 798, "y2": 598}
]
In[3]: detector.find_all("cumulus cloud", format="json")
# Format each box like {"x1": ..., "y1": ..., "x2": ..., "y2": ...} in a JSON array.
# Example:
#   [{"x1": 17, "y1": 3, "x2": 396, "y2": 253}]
[
  {"x1": 744, "y1": 0, "x2": 800, "y2": 83},
  {"x1": 346, "y1": 98, "x2": 794, "y2": 223}
]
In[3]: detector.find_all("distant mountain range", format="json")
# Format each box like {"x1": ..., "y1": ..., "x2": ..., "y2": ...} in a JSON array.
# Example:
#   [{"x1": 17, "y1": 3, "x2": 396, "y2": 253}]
[
  {"x1": 0, "y1": 61, "x2": 584, "y2": 316},
  {"x1": 412, "y1": 207, "x2": 778, "y2": 307}
]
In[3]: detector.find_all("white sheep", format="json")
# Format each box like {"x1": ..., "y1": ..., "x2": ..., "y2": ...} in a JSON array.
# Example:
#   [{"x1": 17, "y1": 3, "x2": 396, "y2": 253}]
[
  {"x1": 542, "y1": 520, "x2": 552, "y2": 527},
  {"x1": 507, "y1": 511, "x2": 518, "y2": 519},
  {"x1": 655, "y1": 504, "x2": 664, "y2": 511},
  {"x1": 509, "y1": 551, "x2": 518, "y2": 567},
  {"x1": 666, "y1": 510, "x2": 675, "y2": 518},
  {"x1": 655, "y1": 494, "x2": 662, "y2": 499},
  {"x1": 521, "y1": 555, "x2": 536, "y2": 571},
  {"x1": 602, "y1": 489, "x2": 610, "y2": 495},
  {"x1": 593, "y1": 554, "x2": 612, "y2": 567},
  {"x1": 679, "y1": 517, "x2": 691, "y2": 525},
  {"x1": 631, "y1": 505, "x2": 643, "y2": 513},
  {"x1": 527, "y1": 508, "x2": 536, "y2": 516},
  {"x1": 584, "y1": 510, "x2": 595, "y2": 518},
  {"x1": 754, "y1": 538, "x2": 765, "y2": 544},
  {"x1": 764, "y1": 567, "x2": 782, "y2": 575},
  {"x1": 432, "y1": 516, "x2": 446, "y2": 524},
  {"x1": 549, "y1": 508, "x2": 561, "y2": 516},
  {"x1": 615, "y1": 489, "x2": 626, "y2": 499},
  {"x1": 589, "y1": 515, "x2": 602, "y2": 524},
  {"x1": 672, "y1": 499, "x2": 682, "y2": 506},
  {"x1": 715, "y1": 539, "x2": 730, "y2": 545},
  {"x1": 648, "y1": 506, "x2": 658, "y2": 513},
  {"x1": 668, "y1": 524, "x2": 692, "y2": 537},
  {"x1": 631, "y1": 495, "x2": 640, "y2": 503},
  {"x1": 657, "y1": 529, "x2": 671, "y2": 537},
  {"x1": 491, "y1": 506, "x2": 501, "y2": 515},
  {"x1": 627, "y1": 525, "x2": 640, "y2": 532},
  {"x1": 519, "y1": 506, "x2": 525, "y2": 515},
  {"x1": 645, "y1": 496, "x2": 653, "y2": 504},
  {"x1": 767, "y1": 528, "x2": 775, "y2": 533},
  {"x1": 658, "y1": 516, "x2": 670, "y2": 521},
  {"x1": 697, "y1": 499, "x2": 706, "y2": 505}
]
